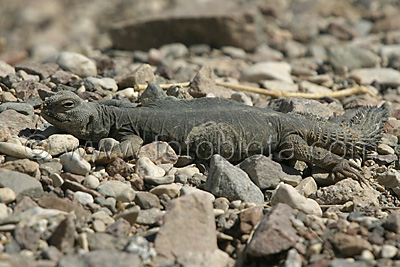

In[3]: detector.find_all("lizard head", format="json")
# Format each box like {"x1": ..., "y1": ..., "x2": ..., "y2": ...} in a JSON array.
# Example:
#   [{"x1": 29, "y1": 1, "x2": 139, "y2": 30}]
[{"x1": 41, "y1": 91, "x2": 97, "y2": 140}]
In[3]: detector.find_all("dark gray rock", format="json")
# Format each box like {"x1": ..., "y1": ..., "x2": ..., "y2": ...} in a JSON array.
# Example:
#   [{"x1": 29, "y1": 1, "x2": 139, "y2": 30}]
[
  {"x1": 134, "y1": 191, "x2": 161, "y2": 209},
  {"x1": 109, "y1": 2, "x2": 263, "y2": 51},
  {"x1": 384, "y1": 211, "x2": 400, "y2": 234},
  {"x1": 0, "y1": 169, "x2": 43, "y2": 200},
  {"x1": 0, "y1": 102, "x2": 34, "y2": 115},
  {"x1": 246, "y1": 203, "x2": 299, "y2": 257},
  {"x1": 140, "y1": 82, "x2": 167, "y2": 106},
  {"x1": 239, "y1": 154, "x2": 301, "y2": 189},
  {"x1": 205, "y1": 154, "x2": 264, "y2": 204}
]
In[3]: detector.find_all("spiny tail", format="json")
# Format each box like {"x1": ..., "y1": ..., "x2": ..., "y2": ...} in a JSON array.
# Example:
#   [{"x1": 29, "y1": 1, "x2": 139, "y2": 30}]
[{"x1": 314, "y1": 106, "x2": 388, "y2": 154}]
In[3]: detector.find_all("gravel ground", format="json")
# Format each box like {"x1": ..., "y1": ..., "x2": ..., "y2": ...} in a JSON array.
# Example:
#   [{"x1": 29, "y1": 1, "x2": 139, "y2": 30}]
[{"x1": 1, "y1": 0, "x2": 400, "y2": 266}]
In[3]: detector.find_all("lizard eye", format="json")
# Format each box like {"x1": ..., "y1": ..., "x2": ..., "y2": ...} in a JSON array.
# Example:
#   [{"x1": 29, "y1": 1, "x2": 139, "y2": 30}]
[{"x1": 61, "y1": 100, "x2": 75, "y2": 108}]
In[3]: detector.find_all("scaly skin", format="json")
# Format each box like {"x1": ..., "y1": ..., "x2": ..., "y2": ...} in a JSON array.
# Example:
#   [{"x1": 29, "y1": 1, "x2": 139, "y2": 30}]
[{"x1": 41, "y1": 91, "x2": 388, "y2": 182}]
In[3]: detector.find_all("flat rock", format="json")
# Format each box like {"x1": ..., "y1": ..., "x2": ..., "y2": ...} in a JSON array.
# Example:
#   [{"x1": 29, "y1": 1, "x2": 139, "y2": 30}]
[
  {"x1": 149, "y1": 183, "x2": 181, "y2": 199},
  {"x1": 37, "y1": 196, "x2": 90, "y2": 218},
  {"x1": 329, "y1": 45, "x2": 380, "y2": 71},
  {"x1": 240, "y1": 61, "x2": 293, "y2": 84},
  {"x1": 349, "y1": 68, "x2": 400, "y2": 86},
  {"x1": 60, "y1": 151, "x2": 91, "y2": 176},
  {"x1": 154, "y1": 193, "x2": 217, "y2": 259},
  {"x1": 176, "y1": 249, "x2": 234, "y2": 267},
  {"x1": 246, "y1": 203, "x2": 300, "y2": 257},
  {"x1": 50, "y1": 51, "x2": 97, "y2": 77},
  {"x1": 15, "y1": 62, "x2": 58, "y2": 79},
  {"x1": 331, "y1": 232, "x2": 372, "y2": 257},
  {"x1": 0, "y1": 102, "x2": 34, "y2": 116},
  {"x1": 271, "y1": 183, "x2": 322, "y2": 216},
  {"x1": 86, "y1": 77, "x2": 118, "y2": 92},
  {"x1": 137, "y1": 141, "x2": 178, "y2": 165},
  {"x1": 0, "y1": 110, "x2": 35, "y2": 135},
  {"x1": 58, "y1": 250, "x2": 142, "y2": 267},
  {"x1": 0, "y1": 158, "x2": 40, "y2": 177},
  {"x1": 205, "y1": 155, "x2": 264, "y2": 204},
  {"x1": 134, "y1": 192, "x2": 161, "y2": 209},
  {"x1": 97, "y1": 180, "x2": 135, "y2": 202},
  {"x1": 109, "y1": 2, "x2": 262, "y2": 51},
  {"x1": 0, "y1": 169, "x2": 43, "y2": 200},
  {"x1": 43, "y1": 134, "x2": 80, "y2": 156},
  {"x1": 239, "y1": 154, "x2": 301, "y2": 189},
  {"x1": 135, "y1": 157, "x2": 165, "y2": 178}
]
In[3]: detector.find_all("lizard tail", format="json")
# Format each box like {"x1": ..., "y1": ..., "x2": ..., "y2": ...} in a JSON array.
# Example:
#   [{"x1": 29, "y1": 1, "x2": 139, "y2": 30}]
[{"x1": 314, "y1": 106, "x2": 388, "y2": 154}]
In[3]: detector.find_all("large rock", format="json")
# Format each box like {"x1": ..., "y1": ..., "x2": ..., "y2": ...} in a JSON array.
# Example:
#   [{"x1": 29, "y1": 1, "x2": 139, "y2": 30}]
[
  {"x1": 329, "y1": 45, "x2": 380, "y2": 71},
  {"x1": 0, "y1": 110, "x2": 35, "y2": 135},
  {"x1": 0, "y1": 169, "x2": 43, "y2": 199},
  {"x1": 246, "y1": 203, "x2": 300, "y2": 257},
  {"x1": 205, "y1": 154, "x2": 264, "y2": 204},
  {"x1": 49, "y1": 51, "x2": 97, "y2": 77},
  {"x1": 154, "y1": 193, "x2": 217, "y2": 259},
  {"x1": 109, "y1": 2, "x2": 262, "y2": 51}
]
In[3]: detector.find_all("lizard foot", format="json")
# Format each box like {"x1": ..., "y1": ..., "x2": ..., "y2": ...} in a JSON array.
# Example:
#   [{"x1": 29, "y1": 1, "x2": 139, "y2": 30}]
[{"x1": 332, "y1": 159, "x2": 368, "y2": 187}]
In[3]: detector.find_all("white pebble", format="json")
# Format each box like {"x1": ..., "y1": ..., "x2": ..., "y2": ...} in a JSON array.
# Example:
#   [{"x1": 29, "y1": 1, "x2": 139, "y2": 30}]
[{"x1": 60, "y1": 151, "x2": 91, "y2": 175}]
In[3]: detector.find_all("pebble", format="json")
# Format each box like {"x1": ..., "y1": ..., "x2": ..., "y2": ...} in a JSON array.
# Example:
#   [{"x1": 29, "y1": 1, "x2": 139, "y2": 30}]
[
  {"x1": 296, "y1": 177, "x2": 318, "y2": 197},
  {"x1": 329, "y1": 45, "x2": 380, "y2": 71},
  {"x1": 240, "y1": 61, "x2": 293, "y2": 84},
  {"x1": 135, "y1": 192, "x2": 161, "y2": 210},
  {"x1": 52, "y1": 51, "x2": 97, "y2": 77},
  {"x1": 97, "y1": 181, "x2": 135, "y2": 202},
  {"x1": 149, "y1": 183, "x2": 181, "y2": 199},
  {"x1": 205, "y1": 155, "x2": 264, "y2": 204},
  {"x1": 43, "y1": 134, "x2": 80, "y2": 156},
  {"x1": 271, "y1": 183, "x2": 322, "y2": 216},
  {"x1": 378, "y1": 143, "x2": 395, "y2": 155},
  {"x1": 135, "y1": 157, "x2": 165, "y2": 178},
  {"x1": 0, "y1": 169, "x2": 43, "y2": 199},
  {"x1": 60, "y1": 152, "x2": 91, "y2": 176},
  {"x1": 137, "y1": 141, "x2": 178, "y2": 165},
  {"x1": 0, "y1": 203, "x2": 9, "y2": 221},
  {"x1": 83, "y1": 175, "x2": 100, "y2": 190},
  {"x1": 0, "y1": 187, "x2": 16, "y2": 204},
  {"x1": 144, "y1": 174, "x2": 174, "y2": 185},
  {"x1": 0, "y1": 142, "x2": 36, "y2": 159},
  {"x1": 86, "y1": 77, "x2": 118, "y2": 92},
  {"x1": 350, "y1": 68, "x2": 400, "y2": 86},
  {"x1": 180, "y1": 185, "x2": 215, "y2": 203},
  {"x1": 380, "y1": 244, "x2": 398, "y2": 259},
  {"x1": 49, "y1": 173, "x2": 64, "y2": 187},
  {"x1": 73, "y1": 191, "x2": 94, "y2": 205}
]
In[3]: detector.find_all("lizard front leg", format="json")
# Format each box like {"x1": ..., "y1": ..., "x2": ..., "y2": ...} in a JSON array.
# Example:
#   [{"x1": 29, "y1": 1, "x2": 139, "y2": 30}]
[{"x1": 279, "y1": 134, "x2": 365, "y2": 183}]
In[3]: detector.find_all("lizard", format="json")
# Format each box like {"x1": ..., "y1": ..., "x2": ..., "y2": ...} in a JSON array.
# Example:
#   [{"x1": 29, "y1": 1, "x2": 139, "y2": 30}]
[{"x1": 41, "y1": 90, "x2": 388, "y2": 182}]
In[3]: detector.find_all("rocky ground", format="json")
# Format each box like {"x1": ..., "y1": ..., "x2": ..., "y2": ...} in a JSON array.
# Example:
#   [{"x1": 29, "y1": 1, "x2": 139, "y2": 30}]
[{"x1": 2, "y1": 0, "x2": 400, "y2": 266}]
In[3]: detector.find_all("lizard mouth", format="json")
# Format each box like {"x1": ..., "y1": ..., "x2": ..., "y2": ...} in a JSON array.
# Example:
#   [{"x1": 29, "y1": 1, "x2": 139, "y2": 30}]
[{"x1": 41, "y1": 110, "x2": 71, "y2": 124}]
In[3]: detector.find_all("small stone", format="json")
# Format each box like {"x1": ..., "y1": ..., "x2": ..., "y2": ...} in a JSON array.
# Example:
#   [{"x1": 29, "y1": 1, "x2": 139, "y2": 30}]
[
  {"x1": 49, "y1": 173, "x2": 64, "y2": 187},
  {"x1": 60, "y1": 151, "x2": 91, "y2": 176},
  {"x1": 48, "y1": 215, "x2": 76, "y2": 253},
  {"x1": 331, "y1": 232, "x2": 372, "y2": 257},
  {"x1": 136, "y1": 208, "x2": 164, "y2": 225},
  {"x1": 117, "y1": 64, "x2": 156, "y2": 89},
  {"x1": 160, "y1": 43, "x2": 189, "y2": 58},
  {"x1": 271, "y1": 183, "x2": 322, "y2": 216},
  {"x1": 380, "y1": 244, "x2": 398, "y2": 258},
  {"x1": 92, "y1": 219, "x2": 106, "y2": 233},
  {"x1": 97, "y1": 181, "x2": 135, "y2": 202},
  {"x1": 106, "y1": 157, "x2": 134, "y2": 177},
  {"x1": 106, "y1": 218, "x2": 131, "y2": 237},
  {"x1": 350, "y1": 68, "x2": 400, "y2": 86},
  {"x1": 150, "y1": 184, "x2": 181, "y2": 199},
  {"x1": 0, "y1": 110, "x2": 35, "y2": 136},
  {"x1": 83, "y1": 175, "x2": 100, "y2": 190},
  {"x1": 296, "y1": 177, "x2": 318, "y2": 197},
  {"x1": 73, "y1": 191, "x2": 94, "y2": 206},
  {"x1": 144, "y1": 175, "x2": 174, "y2": 185},
  {"x1": 155, "y1": 193, "x2": 217, "y2": 259},
  {"x1": 137, "y1": 141, "x2": 178, "y2": 165},
  {"x1": 86, "y1": 77, "x2": 118, "y2": 92},
  {"x1": 246, "y1": 203, "x2": 299, "y2": 257},
  {"x1": 124, "y1": 236, "x2": 156, "y2": 264},
  {"x1": 377, "y1": 143, "x2": 395, "y2": 155},
  {"x1": 0, "y1": 102, "x2": 34, "y2": 116},
  {"x1": 214, "y1": 197, "x2": 230, "y2": 212},
  {"x1": 115, "y1": 206, "x2": 140, "y2": 225},
  {"x1": 240, "y1": 61, "x2": 293, "y2": 84},
  {"x1": 0, "y1": 142, "x2": 35, "y2": 159},
  {"x1": 205, "y1": 155, "x2": 264, "y2": 204},
  {"x1": 230, "y1": 92, "x2": 253, "y2": 106},
  {"x1": 43, "y1": 134, "x2": 79, "y2": 156},
  {"x1": 180, "y1": 185, "x2": 215, "y2": 203},
  {"x1": 0, "y1": 169, "x2": 43, "y2": 199},
  {"x1": 52, "y1": 51, "x2": 97, "y2": 77},
  {"x1": 299, "y1": 80, "x2": 332, "y2": 94},
  {"x1": 2, "y1": 92, "x2": 18, "y2": 103},
  {"x1": 0, "y1": 158, "x2": 40, "y2": 177},
  {"x1": 239, "y1": 206, "x2": 263, "y2": 234},
  {"x1": 0, "y1": 60, "x2": 15, "y2": 78},
  {"x1": 117, "y1": 88, "x2": 138, "y2": 101},
  {"x1": 0, "y1": 187, "x2": 16, "y2": 204},
  {"x1": 0, "y1": 203, "x2": 8, "y2": 220},
  {"x1": 135, "y1": 192, "x2": 161, "y2": 209},
  {"x1": 384, "y1": 211, "x2": 400, "y2": 233},
  {"x1": 135, "y1": 157, "x2": 165, "y2": 178},
  {"x1": 329, "y1": 45, "x2": 380, "y2": 71},
  {"x1": 262, "y1": 80, "x2": 299, "y2": 92},
  {"x1": 221, "y1": 46, "x2": 246, "y2": 59}
]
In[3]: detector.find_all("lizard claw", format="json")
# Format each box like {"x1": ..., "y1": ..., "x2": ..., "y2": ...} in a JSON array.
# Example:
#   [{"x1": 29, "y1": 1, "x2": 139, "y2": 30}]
[{"x1": 332, "y1": 159, "x2": 368, "y2": 187}]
